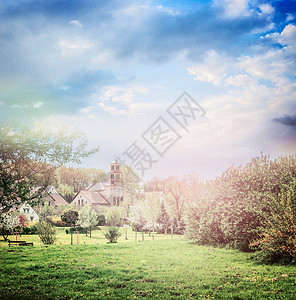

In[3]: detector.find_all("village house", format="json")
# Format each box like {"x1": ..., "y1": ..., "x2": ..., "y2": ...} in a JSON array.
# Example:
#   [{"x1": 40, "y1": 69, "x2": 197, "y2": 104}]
[
  {"x1": 19, "y1": 202, "x2": 39, "y2": 222},
  {"x1": 71, "y1": 159, "x2": 125, "y2": 210},
  {"x1": 40, "y1": 185, "x2": 68, "y2": 208}
]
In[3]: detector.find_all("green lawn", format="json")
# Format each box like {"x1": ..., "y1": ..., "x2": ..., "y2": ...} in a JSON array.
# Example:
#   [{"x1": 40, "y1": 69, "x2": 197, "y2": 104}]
[{"x1": 0, "y1": 229, "x2": 296, "y2": 299}]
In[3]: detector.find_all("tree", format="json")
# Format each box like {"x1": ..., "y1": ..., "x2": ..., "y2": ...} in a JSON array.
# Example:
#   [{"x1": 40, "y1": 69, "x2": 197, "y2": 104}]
[
  {"x1": 0, "y1": 124, "x2": 99, "y2": 213},
  {"x1": 250, "y1": 178, "x2": 296, "y2": 263},
  {"x1": 79, "y1": 205, "x2": 98, "y2": 237},
  {"x1": 129, "y1": 203, "x2": 147, "y2": 241},
  {"x1": 61, "y1": 209, "x2": 79, "y2": 245},
  {"x1": 161, "y1": 177, "x2": 189, "y2": 234},
  {"x1": 105, "y1": 206, "x2": 124, "y2": 227},
  {"x1": 54, "y1": 166, "x2": 108, "y2": 198},
  {"x1": 36, "y1": 221, "x2": 56, "y2": 245},
  {"x1": 157, "y1": 202, "x2": 170, "y2": 234},
  {"x1": 104, "y1": 226, "x2": 121, "y2": 243},
  {"x1": 0, "y1": 213, "x2": 20, "y2": 241},
  {"x1": 121, "y1": 164, "x2": 141, "y2": 204},
  {"x1": 143, "y1": 193, "x2": 161, "y2": 239}
]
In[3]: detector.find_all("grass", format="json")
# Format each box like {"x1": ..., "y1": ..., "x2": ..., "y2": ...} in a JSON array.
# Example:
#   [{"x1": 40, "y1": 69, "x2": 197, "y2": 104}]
[{"x1": 0, "y1": 229, "x2": 296, "y2": 299}]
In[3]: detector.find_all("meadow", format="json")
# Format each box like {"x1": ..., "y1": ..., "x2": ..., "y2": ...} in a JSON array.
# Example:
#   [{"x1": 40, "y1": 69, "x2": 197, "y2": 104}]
[{"x1": 0, "y1": 228, "x2": 296, "y2": 299}]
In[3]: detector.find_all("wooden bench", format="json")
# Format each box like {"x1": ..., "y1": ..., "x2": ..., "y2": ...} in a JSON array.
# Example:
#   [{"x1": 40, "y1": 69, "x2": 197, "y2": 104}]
[
  {"x1": 8, "y1": 241, "x2": 26, "y2": 247},
  {"x1": 8, "y1": 241, "x2": 34, "y2": 247}
]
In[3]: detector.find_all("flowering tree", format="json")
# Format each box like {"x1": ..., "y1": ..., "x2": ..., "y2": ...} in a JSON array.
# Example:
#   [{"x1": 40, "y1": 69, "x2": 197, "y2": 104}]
[
  {"x1": 79, "y1": 205, "x2": 98, "y2": 237},
  {"x1": 0, "y1": 213, "x2": 21, "y2": 241}
]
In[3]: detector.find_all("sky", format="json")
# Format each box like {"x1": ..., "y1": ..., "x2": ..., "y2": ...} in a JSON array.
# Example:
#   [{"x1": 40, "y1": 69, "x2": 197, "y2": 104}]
[{"x1": 0, "y1": 0, "x2": 296, "y2": 180}]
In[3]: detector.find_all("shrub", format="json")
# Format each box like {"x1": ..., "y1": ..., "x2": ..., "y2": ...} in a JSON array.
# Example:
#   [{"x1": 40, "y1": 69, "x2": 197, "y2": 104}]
[
  {"x1": 23, "y1": 225, "x2": 38, "y2": 235},
  {"x1": 36, "y1": 221, "x2": 57, "y2": 245},
  {"x1": 97, "y1": 214, "x2": 106, "y2": 226},
  {"x1": 104, "y1": 226, "x2": 121, "y2": 243},
  {"x1": 250, "y1": 179, "x2": 296, "y2": 264}
]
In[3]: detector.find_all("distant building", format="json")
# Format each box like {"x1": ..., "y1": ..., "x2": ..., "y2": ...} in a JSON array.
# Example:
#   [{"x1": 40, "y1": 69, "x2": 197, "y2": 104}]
[
  {"x1": 72, "y1": 159, "x2": 125, "y2": 210},
  {"x1": 40, "y1": 185, "x2": 68, "y2": 208},
  {"x1": 19, "y1": 202, "x2": 39, "y2": 222}
]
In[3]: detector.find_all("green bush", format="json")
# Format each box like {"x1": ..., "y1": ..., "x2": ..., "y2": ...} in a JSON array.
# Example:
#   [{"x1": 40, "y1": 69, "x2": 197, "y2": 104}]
[
  {"x1": 104, "y1": 226, "x2": 121, "y2": 243},
  {"x1": 250, "y1": 179, "x2": 296, "y2": 264},
  {"x1": 36, "y1": 221, "x2": 57, "y2": 245},
  {"x1": 22, "y1": 225, "x2": 37, "y2": 235}
]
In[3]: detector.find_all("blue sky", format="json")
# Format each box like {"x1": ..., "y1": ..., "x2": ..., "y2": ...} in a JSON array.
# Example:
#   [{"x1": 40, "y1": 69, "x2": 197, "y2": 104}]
[{"x1": 0, "y1": 0, "x2": 295, "y2": 179}]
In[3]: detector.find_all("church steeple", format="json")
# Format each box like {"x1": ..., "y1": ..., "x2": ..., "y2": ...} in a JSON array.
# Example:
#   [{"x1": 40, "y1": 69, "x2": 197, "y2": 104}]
[{"x1": 109, "y1": 159, "x2": 122, "y2": 185}]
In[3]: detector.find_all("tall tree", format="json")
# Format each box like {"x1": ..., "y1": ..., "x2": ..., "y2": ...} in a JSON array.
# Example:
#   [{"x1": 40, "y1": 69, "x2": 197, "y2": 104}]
[
  {"x1": 0, "y1": 124, "x2": 99, "y2": 213},
  {"x1": 79, "y1": 205, "x2": 98, "y2": 237}
]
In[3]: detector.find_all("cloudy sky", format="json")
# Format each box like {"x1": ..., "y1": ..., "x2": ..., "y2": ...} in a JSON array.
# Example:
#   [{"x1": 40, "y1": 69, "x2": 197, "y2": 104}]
[{"x1": 1, "y1": 0, "x2": 296, "y2": 180}]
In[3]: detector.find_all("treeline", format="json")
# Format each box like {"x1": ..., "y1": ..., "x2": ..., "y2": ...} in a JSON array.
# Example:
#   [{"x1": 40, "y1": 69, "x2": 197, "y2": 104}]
[
  {"x1": 53, "y1": 167, "x2": 108, "y2": 202},
  {"x1": 184, "y1": 154, "x2": 296, "y2": 264}
]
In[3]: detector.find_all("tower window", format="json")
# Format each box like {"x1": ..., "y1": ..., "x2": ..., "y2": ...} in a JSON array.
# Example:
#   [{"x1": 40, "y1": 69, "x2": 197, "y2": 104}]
[
  {"x1": 116, "y1": 165, "x2": 120, "y2": 171},
  {"x1": 111, "y1": 165, "x2": 114, "y2": 171}
]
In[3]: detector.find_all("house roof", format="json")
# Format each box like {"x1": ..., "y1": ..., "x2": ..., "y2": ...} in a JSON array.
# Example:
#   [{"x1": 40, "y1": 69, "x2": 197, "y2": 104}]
[
  {"x1": 87, "y1": 182, "x2": 105, "y2": 191},
  {"x1": 42, "y1": 193, "x2": 67, "y2": 206},
  {"x1": 80, "y1": 190, "x2": 110, "y2": 205},
  {"x1": 48, "y1": 193, "x2": 67, "y2": 206}
]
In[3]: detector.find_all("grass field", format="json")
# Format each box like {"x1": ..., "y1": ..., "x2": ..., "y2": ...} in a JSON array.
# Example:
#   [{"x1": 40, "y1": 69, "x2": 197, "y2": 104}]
[{"x1": 0, "y1": 228, "x2": 296, "y2": 299}]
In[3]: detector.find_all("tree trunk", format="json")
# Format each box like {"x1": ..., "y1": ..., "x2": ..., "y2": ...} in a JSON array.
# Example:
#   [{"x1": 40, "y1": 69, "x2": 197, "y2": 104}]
[
  {"x1": 89, "y1": 226, "x2": 92, "y2": 238},
  {"x1": 142, "y1": 231, "x2": 144, "y2": 241},
  {"x1": 71, "y1": 226, "x2": 73, "y2": 245},
  {"x1": 135, "y1": 227, "x2": 137, "y2": 242}
]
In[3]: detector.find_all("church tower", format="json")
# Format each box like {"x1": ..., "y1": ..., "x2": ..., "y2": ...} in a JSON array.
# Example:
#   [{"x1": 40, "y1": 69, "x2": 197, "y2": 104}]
[{"x1": 109, "y1": 159, "x2": 122, "y2": 185}]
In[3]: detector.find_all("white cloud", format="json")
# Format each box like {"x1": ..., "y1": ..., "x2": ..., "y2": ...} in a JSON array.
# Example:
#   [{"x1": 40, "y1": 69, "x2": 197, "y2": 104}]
[
  {"x1": 81, "y1": 106, "x2": 93, "y2": 114},
  {"x1": 32, "y1": 101, "x2": 42, "y2": 108},
  {"x1": 99, "y1": 102, "x2": 126, "y2": 115},
  {"x1": 213, "y1": 0, "x2": 251, "y2": 18},
  {"x1": 267, "y1": 24, "x2": 296, "y2": 48},
  {"x1": 187, "y1": 50, "x2": 226, "y2": 86},
  {"x1": 69, "y1": 20, "x2": 83, "y2": 27},
  {"x1": 224, "y1": 74, "x2": 258, "y2": 87},
  {"x1": 286, "y1": 14, "x2": 295, "y2": 22},
  {"x1": 100, "y1": 84, "x2": 148, "y2": 104},
  {"x1": 258, "y1": 4, "x2": 275, "y2": 15},
  {"x1": 58, "y1": 37, "x2": 93, "y2": 54}
]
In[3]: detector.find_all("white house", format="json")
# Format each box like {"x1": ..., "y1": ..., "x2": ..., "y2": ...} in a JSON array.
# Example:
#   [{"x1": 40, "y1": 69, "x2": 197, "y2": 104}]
[{"x1": 19, "y1": 202, "x2": 39, "y2": 222}]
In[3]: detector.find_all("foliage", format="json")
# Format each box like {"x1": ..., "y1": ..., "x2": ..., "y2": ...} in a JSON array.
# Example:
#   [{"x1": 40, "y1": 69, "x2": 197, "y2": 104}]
[
  {"x1": 38, "y1": 202, "x2": 55, "y2": 220},
  {"x1": 157, "y1": 202, "x2": 170, "y2": 234},
  {"x1": 185, "y1": 154, "x2": 296, "y2": 254},
  {"x1": 105, "y1": 206, "x2": 124, "y2": 227},
  {"x1": 61, "y1": 209, "x2": 79, "y2": 228},
  {"x1": 22, "y1": 224, "x2": 38, "y2": 235},
  {"x1": 0, "y1": 124, "x2": 99, "y2": 213},
  {"x1": 0, "y1": 213, "x2": 21, "y2": 240},
  {"x1": 36, "y1": 220, "x2": 57, "y2": 245},
  {"x1": 128, "y1": 203, "x2": 147, "y2": 231},
  {"x1": 250, "y1": 179, "x2": 296, "y2": 264},
  {"x1": 17, "y1": 214, "x2": 28, "y2": 228},
  {"x1": 97, "y1": 214, "x2": 106, "y2": 226},
  {"x1": 104, "y1": 226, "x2": 121, "y2": 243},
  {"x1": 160, "y1": 177, "x2": 189, "y2": 234},
  {"x1": 55, "y1": 166, "x2": 107, "y2": 197},
  {"x1": 79, "y1": 205, "x2": 98, "y2": 237},
  {"x1": 121, "y1": 164, "x2": 141, "y2": 203}
]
